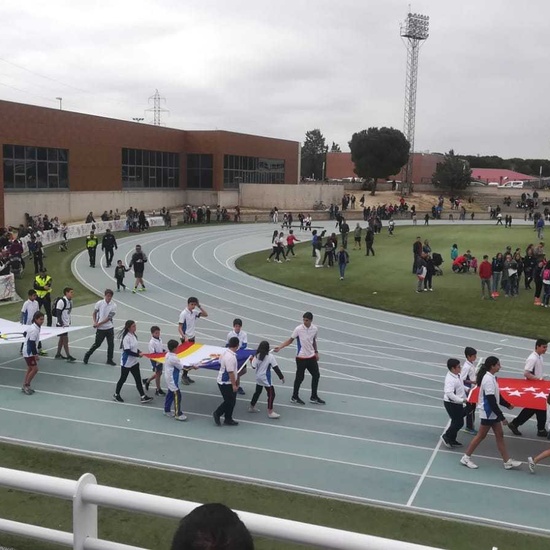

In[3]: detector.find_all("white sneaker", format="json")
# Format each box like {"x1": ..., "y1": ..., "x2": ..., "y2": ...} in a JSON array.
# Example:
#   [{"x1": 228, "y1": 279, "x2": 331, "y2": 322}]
[
  {"x1": 460, "y1": 455, "x2": 478, "y2": 469},
  {"x1": 163, "y1": 411, "x2": 174, "y2": 418},
  {"x1": 174, "y1": 414, "x2": 187, "y2": 421},
  {"x1": 504, "y1": 458, "x2": 522, "y2": 470},
  {"x1": 268, "y1": 411, "x2": 280, "y2": 419},
  {"x1": 528, "y1": 456, "x2": 536, "y2": 474},
  {"x1": 248, "y1": 406, "x2": 260, "y2": 413}
]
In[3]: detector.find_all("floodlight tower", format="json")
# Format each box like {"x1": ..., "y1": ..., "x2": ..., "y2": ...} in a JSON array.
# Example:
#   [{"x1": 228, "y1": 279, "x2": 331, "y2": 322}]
[
  {"x1": 146, "y1": 89, "x2": 169, "y2": 126},
  {"x1": 400, "y1": 11, "x2": 429, "y2": 191}
]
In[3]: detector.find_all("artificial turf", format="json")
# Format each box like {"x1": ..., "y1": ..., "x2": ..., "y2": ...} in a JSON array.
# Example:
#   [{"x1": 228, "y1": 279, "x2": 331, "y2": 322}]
[{"x1": 236, "y1": 224, "x2": 548, "y2": 340}]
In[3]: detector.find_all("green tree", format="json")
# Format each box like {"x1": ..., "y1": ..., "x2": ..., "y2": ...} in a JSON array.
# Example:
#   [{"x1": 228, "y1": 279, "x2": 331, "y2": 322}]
[
  {"x1": 432, "y1": 150, "x2": 472, "y2": 193},
  {"x1": 301, "y1": 129, "x2": 327, "y2": 180},
  {"x1": 330, "y1": 142, "x2": 341, "y2": 153},
  {"x1": 348, "y1": 127, "x2": 410, "y2": 195}
]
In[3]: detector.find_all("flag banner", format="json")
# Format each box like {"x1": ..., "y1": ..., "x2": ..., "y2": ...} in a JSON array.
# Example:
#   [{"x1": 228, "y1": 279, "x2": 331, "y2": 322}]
[
  {"x1": 143, "y1": 341, "x2": 255, "y2": 371},
  {"x1": 468, "y1": 378, "x2": 550, "y2": 411},
  {"x1": 0, "y1": 318, "x2": 87, "y2": 345}
]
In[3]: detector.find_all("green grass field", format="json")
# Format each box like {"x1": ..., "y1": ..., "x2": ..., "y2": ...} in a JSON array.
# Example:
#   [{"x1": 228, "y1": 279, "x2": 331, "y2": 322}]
[
  {"x1": 1, "y1": 443, "x2": 549, "y2": 550},
  {"x1": 3, "y1": 223, "x2": 550, "y2": 549},
  {"x1": 236, "y1": 224, "x2": 547, "y2": 339}
]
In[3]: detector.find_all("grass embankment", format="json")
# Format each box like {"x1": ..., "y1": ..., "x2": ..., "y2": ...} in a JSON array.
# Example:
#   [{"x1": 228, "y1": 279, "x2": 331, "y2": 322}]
[
  {"x1": 1, "y1": 443, "x2": 549, "y2": 550},
  {"x1": 237, "y1": 224, "x2": 548, "y2": 339}
]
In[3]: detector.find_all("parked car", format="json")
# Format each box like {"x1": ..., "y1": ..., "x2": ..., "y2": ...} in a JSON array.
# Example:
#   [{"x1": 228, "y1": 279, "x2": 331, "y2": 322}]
[
  {"x1": 487, "y1": 182, "x2": 500, "y2": 187},
  {"x1": 499, "y1": 181, "x2": 524, "y2": 189}
]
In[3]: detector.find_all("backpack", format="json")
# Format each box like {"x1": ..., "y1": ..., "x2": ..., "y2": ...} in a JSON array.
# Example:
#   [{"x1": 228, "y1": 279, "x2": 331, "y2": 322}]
[
  {"x1": 543, "y1": 269, "x2": 550, "y2": 282},
  {"x1": 52, "y1": 297, "x2": 67, "y2": 317}
]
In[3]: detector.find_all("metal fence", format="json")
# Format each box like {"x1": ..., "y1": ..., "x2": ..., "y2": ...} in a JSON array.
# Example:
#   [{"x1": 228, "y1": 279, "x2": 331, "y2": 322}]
[{"x1": 0, "y1": 466, "x2": 444, "y2": 550}]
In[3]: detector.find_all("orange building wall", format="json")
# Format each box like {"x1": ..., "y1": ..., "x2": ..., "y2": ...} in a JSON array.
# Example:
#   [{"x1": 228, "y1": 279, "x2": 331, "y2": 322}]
[{"x1": 326, "y1": 152, "x2": 444, "y2": 184}]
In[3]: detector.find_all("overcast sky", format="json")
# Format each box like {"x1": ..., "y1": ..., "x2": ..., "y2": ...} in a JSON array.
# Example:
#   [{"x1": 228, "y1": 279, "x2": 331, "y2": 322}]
[{"x1": 1, "y1": 1, "x2": 549, "y2": 158}]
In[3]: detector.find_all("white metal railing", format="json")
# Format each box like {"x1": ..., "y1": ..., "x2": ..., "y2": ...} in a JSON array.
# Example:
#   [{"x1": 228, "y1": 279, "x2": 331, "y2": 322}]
[{"x1": 0, "y1": 466, "x2": 444, "y2": 550}]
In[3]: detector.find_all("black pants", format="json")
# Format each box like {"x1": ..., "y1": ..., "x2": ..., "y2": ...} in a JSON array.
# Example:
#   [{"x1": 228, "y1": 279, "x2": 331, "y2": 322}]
[
  {"x1": 512, "y1": 408, "x2": 547, "y2": 431},
  {"x1": 287, "y1": 245, "x2": 295, "y2": 256},
  {"x1": 215, "y1": 383, "x2": 237, "y2": 422},
  {"x1": 366, "y1": 242, "x2": 375, "y2": 256},
  {"x1": 88, "y1": 247, "x2": 97, "y2": 267},
  {"x1": 115, "y1": 364, "x2": 145, "y2": 397},
  {"x1": 293, "y1": 357, "x2": 320, "y2": 399},
  {"x1": 86, "y1": 328, "x2": 114, "y2": 362},
  {"x1": 251, "y1": 385, "x2": 275, "y2": 409},
  {"x1": 37, "y1": 295, "x2": 52, "y2": 327},
  {"x1": 116, "y1": 276, "x2": 126, "y2": 290},
  {"x1": 424, "y1": 273, "x2": 433, "y2": 289},
  {"x1": 104, "y1": 247, "x2": 115, "y2": 267},
  {"x1": 443, "y1": 401, "x2": 473, "y2": 442},
  {"x1": 33, "y1": 254, "x2": 43, "y2": 274}
]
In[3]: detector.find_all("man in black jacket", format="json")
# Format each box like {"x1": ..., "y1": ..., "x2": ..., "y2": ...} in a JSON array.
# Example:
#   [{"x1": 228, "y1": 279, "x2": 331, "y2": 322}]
[{"x1": 101, "y1": 229, "x2": 118, "y2": 267}]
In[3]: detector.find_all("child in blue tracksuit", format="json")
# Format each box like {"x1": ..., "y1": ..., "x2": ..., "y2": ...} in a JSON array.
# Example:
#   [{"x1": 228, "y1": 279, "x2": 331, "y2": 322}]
[{"x1": 337, "y1": 246, "x2": 350, "y2": 280}]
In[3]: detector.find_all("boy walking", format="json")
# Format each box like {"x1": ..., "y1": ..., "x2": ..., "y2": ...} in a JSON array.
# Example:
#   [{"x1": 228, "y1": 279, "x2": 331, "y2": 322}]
[
  {"x1": 54, "y1": 287, "x2": 77, "y2": 362},
  {"x1": 114, "y1": 260, "x2": 130, "y2": 291},
  {"x1": 213, "y1": 336, "x2": 240, "y2": 426},
  {"x1": 226, "y1": 318, "x2": 248, "y2": 395},
  {"x1": 22, "y1": 311, "x2": 45, "y2": 395},
  {"x1": 178, "y1": 296, "x2": 208, "y2": 384},
  {"x1": 163, "y1": 339, "x2": 194, "y2": 421},
  {"x1": 460, "y1": 347, "x2": 478, "y2": 435},
  {"x1": 441, "y1": 358, "x2": 469, "y2": 447},
  {"x1": 143, "y1": 325, "x2": 166, "y2": 396},
  {"x1": 274, "y1": 311, "x2": 325, "y2": 405},
  {"x1": 83, "y1": 289, "x2": 117, "y2": 366}
]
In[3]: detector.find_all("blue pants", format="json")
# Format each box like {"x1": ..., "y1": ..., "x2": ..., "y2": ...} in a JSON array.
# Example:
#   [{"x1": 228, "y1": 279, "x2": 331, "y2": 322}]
[
  {"x1": 164, "y1": 389, "x2": 182, "y2": 415},
  {"x1": 339, "y1": 263, "x2": 346, "y2": 278}
]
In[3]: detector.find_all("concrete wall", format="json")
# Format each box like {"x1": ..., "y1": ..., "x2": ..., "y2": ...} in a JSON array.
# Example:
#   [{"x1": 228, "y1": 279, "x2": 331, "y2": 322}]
[
  {"x1": 185, "y1": 190, "x2": 239, "y2": 208},
  {"x1": 240, "y1": 183, "x2": 344, "y2": 210},
  {"x1": 4, "y1": 190, "x2": 185, "y2": 226}
]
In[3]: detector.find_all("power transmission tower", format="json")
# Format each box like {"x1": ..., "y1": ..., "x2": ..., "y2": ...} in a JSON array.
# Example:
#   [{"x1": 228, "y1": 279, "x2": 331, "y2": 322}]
[
  {"x1": 400, "y1": 11, "x2": 429, "y2": 193},
  {"x1": 146, "y1": 89, "x2": 169, "y2": 126}
]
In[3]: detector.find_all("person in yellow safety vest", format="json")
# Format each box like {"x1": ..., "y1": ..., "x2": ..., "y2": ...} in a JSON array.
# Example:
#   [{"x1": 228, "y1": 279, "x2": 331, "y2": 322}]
[
  {"x1": 33, "y1": 268, "x2": 53, "y2": 330},
  {"x1": 86, "y1": 231, "x2": 99, "y2": 268}
]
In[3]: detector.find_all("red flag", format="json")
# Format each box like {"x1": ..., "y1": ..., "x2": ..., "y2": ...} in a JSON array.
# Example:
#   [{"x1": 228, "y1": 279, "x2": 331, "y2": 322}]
[{"x1": 468, "y1": 378, "x2": 550, "y2": 411}]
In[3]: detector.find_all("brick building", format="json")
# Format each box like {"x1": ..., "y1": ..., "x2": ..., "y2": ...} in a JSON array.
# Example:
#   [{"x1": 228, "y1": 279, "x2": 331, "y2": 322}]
[
  {"x1": 325, "y1": 151, "x2": 444, "y2": 184},
  {"x1": 0, "y1": 100, "x2": 300, "y2": 226}
]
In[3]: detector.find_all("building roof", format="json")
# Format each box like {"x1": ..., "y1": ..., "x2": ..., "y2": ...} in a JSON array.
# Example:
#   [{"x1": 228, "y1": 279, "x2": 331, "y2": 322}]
[{"x1": 471, "y1": 168, "x2": 534, "y2": 182}]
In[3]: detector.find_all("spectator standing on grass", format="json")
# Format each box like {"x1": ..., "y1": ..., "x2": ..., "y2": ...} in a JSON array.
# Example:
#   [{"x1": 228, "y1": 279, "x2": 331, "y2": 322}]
[
  {"x1": 412, "y1": 236, "x2": 422, "y2": 273},
  {"x1": 491, "y1": 252, "x2": 504, "y2": 298},
  {"x1": 83, "y1": 289, "x2": 117, "y2": 366},
  {"x1": 365, "y1": 226, "x2": 375, "y2": 257},
  {"x1": 353, "y1": 223, "x2": 362, "y2": 250},
  {"x1": 508, "y1": 339, "x2": 549, "y2": 438},
  {"x1": 54, "y1": 287, "x2": 76, "y2": 363},
  {"x1": 460, "y1": 356, "x2": 521, "y2": 470},
  {"x1": 337, "y1": 245, "x2": 350, "y2": 280},
  {"x1": 340, "y1": 218, "x2": 350, "y2": 249},
  {"x1": 101, "y1": 228, "x2": 117, "y2": 268},
  {"x1": 178, "y1": 296, "x2": 208, "y2": 385},
  {"x1": 479, "y1": 255, "x2": 493, "y2": 300},
  {"x1": 286, "y1": 230, "x2": 299, "y2": 257},
  {"x1": 415, "y1": 254, "x2": 428, "y2": 293},
  {"x1": 113, "y1": 320, "x2": 153, "y2": 404},
  {"x1": 274, "y1": 311, "x2": 325, "y2": 406},
  {"x1": 424, "y1": 254, "x2": 434, "y2": 292},
  {"x1": 537, "y1": 217, "x2": 545, "y2": 240}
]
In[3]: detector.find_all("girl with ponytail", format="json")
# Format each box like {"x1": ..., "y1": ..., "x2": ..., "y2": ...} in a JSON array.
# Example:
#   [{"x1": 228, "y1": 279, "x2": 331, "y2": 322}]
[
  {"x1": 460, "y1": 356, "x2": 522, "y2": 470},
  {"x1": 113, "y1": 320, "x2": 153, "y2": 404}
]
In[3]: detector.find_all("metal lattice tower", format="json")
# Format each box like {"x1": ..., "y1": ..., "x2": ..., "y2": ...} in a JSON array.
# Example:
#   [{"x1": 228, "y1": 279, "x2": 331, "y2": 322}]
[
  {"x1": 400, "y1": 12, "x2": 429, "y2": 190},
  {"x1": 146, "y1": 89, "x2": 169, "y2": 126}
]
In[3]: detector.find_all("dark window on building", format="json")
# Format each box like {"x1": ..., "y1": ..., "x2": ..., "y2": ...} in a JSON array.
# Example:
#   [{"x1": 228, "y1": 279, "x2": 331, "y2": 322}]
[
  {"x1": 2, "y1": 144, "x2": 69, "y2": 190},
  {"x1": 223, "y1": 155, "x2": 285, "y2": 188},
  {"x1": 122, "y1": 148, "x2": 179, "y2": 188},
  {"x1": 186, "y1": 154, "x2": 213, "y2": 189}
]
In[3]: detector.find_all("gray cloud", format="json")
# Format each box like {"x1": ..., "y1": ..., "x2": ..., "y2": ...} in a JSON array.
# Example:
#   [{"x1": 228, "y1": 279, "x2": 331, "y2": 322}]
[{"x1": 1, "y1": 0, "x2": 550, "y2": 158}]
